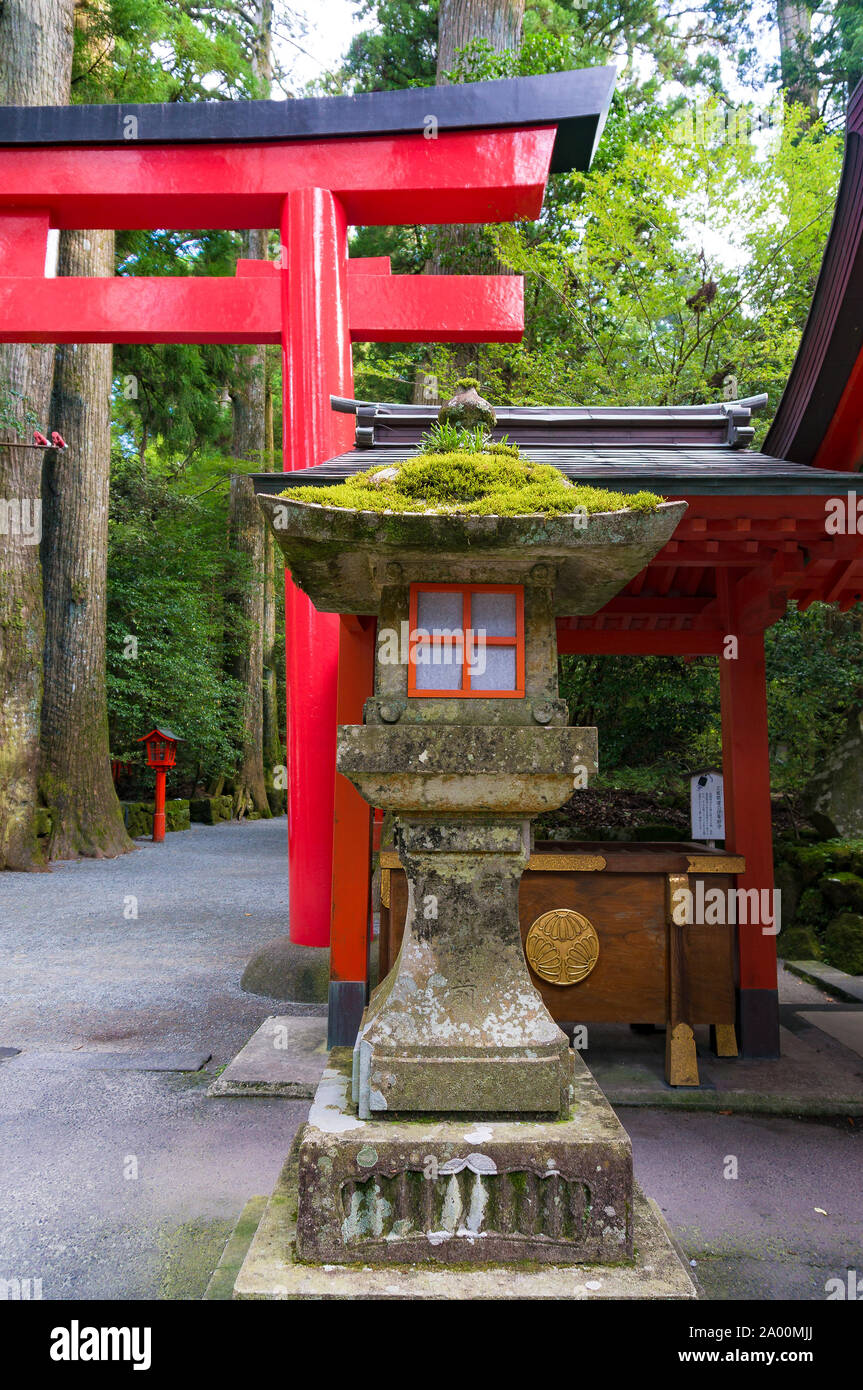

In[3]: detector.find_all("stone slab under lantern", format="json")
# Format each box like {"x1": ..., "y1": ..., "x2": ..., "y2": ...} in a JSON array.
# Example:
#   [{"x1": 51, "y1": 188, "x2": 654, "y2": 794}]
[
  {"x1": 294, "y1": 1050, "x2": 632, "y2": 1266},
  {"x1": 232, "y1": 1055, "x2": 699, "y2": 1300}
]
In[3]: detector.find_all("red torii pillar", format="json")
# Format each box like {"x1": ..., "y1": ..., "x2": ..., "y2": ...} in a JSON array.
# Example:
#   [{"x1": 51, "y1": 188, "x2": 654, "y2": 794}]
[{"x1": 279, "y1": 188, "x2": 355, "y2": 978}]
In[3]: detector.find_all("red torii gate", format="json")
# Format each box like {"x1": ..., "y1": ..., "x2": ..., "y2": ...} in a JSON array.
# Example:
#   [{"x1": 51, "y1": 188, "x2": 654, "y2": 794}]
[{"x1": 0, "y1": 70, "x2": 615, "y2": 1038}]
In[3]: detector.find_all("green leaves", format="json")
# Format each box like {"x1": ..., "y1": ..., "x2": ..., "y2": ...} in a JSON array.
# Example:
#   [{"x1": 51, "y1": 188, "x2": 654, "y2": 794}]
[
  {"x1": 484, "y1": 98, "x2": 841, "y2": 421},
  {"x1": 106, "y1": 451, "x2": 246, "y2": 779},
  {"x1": 418, "y1": 422, "x2": 491, "y2": 455}
]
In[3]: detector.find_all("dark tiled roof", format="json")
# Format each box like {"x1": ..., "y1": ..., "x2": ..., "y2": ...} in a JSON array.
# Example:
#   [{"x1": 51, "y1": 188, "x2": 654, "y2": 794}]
[
  {"x1": 331, "y1": 393, "x2": 764, "y2": 450},
  {"x1": 251, "y1": 447, "x2": 863, "y2": 497},
  {"x1": 249, "y1": 393, "x2": 863, "y2": 497}
]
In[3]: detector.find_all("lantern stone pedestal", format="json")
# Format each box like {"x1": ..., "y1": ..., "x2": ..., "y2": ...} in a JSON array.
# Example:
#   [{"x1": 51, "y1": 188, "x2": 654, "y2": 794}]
[
  {"x1": 298, "y1": 1048, "x2": 632, "y2": 1265},
  {"x1": 233, "y1": 1053, "x2": 698, "y2": 1299},
  {"x1": 341, "y1": 727, "x2": 597, "y2": 1119},
  {"x1": 243, "y1": 491, "x2": 696, "y2": 1297}
]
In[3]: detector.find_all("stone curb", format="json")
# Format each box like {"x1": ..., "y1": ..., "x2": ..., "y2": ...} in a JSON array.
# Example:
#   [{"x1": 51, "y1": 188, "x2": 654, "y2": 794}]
[
  {"x1": 609, "y1": 1091, "x2": 863, "y2": 1117},
  {"x1": 783, "y1": 958, "x2": 863, "y2": 1005},
  {"x1": 203, "y1": 1196, "x2": 268, "y2": 1300}
]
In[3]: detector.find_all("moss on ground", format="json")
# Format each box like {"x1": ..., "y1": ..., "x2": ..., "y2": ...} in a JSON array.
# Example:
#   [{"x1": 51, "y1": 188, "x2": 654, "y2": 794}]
[
  {"x1": 158, "y1": 1216, "x2": 233, "y2": 1300},
  {"x1": 824, "y1": 912, "x2": 863, "y2": 974},
  {"x1": 281, "y1": 451, "x2": 661, "y2": 518}
]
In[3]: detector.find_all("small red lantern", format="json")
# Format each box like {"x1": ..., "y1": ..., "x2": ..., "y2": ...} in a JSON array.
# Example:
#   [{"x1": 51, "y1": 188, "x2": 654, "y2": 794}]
[{"x1": 137, "y1": 725, "x2": 180, "y2": 842}]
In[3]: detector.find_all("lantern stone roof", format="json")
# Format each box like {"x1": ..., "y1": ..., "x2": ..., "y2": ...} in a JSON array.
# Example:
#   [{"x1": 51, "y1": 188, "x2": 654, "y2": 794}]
[
  {"x1": 137, "y1": 726, "x2": 181, "y2": 743},
  {"x1": 252, "y1": 388, "x2": 863, "y2": 625}
]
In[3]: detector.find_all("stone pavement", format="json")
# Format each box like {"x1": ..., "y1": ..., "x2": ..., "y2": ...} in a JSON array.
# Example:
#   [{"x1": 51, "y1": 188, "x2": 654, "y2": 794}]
[
  {"x1": 208, "y1": 1015, "x2": 328, "y2": 1098},
  {"x1": 785, "y1": 959, "x2": 863, "y2": 1004},
  {"x1": 0, "y1": 819, "x2": 861, "y2": 1300}
]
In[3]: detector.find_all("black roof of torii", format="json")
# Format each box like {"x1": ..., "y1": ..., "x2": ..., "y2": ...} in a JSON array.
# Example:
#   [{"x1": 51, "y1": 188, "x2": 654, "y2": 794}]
[{"x1": 0, "y1": 68, "x2": 617, "y2": 175}]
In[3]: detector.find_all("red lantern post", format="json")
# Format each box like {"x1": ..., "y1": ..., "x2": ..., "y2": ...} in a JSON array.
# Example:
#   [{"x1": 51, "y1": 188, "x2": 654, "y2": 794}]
[{"x1": 137, "y1": 727, "x2": 179, "y2": 843}]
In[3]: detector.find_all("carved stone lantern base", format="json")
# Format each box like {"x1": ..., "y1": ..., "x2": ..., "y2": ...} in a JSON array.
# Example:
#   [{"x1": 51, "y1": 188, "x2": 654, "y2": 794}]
[{"x1": 297, "y1": 1050, "x2": 633, "y2": 1267}]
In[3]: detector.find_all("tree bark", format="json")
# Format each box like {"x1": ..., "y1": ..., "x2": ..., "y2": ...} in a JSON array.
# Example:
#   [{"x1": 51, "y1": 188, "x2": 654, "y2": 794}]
[
  {"x1": 225, "y1": 0, "x2": 273, "y2": 820},
  {"x1": 423, "y1": 0, "x2": 525, "y2": 380},
  {"x1": 436, "y1": 0, "x2": 524, "y2": 79},
  {"x1": 0, "y1": 0, "x2": 76, "y2": 870},
  {"x1": 777, "y1": 0, "x2": 819, "y2": 121},
  {"x1": 226, "y1": 477, "x2": 271, "y2": 818},
  {"x1": 40, "y1": 228, "x2": 133, "y2": 859},
  {"x1": 248, "y1": 0, "x2": 274, "y2": 93},
  {"x1": 262, "y1": 521, "x2": 282, "y2": 799},
  {"x1": 228, "y1": 229, "x2": 271, "y2": 819},
  {"x1": 262, "y1": 360, "x2": 282, "y2": 799}
]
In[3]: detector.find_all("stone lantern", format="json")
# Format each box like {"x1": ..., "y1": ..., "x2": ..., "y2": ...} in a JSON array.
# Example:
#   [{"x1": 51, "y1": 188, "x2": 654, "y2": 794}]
[{"x1": 250, "y1": 489, "x2": 697, "y2": 1290}]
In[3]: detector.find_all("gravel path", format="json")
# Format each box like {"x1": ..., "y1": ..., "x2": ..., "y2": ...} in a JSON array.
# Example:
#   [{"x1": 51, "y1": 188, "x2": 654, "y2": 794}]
[
  {"x1": 0, "y1": 820, "x2": 309, "y2": 1300},
  {"x1": 0, "y1": 820, "x2": 860, "y2": 1301}
]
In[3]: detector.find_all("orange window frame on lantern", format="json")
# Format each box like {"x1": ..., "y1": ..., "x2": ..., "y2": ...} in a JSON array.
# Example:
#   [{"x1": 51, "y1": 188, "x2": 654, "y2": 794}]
[{"x1": 407, "y1": 583, "x2": 525, "y2": 698}]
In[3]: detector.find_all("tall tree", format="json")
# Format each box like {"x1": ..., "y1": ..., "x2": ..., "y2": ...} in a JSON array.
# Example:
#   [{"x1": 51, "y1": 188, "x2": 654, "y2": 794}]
[
  {"x1": 0, "y1": 0, "x2": 76, "y2": 870},
  {"x1": 436, "y1": 0, "x2": 525, "y2": 75},
  {"x1": 41, "y1": 225, "x2": 133, "y2": 858},
  {"x1": 413, "y1": 0, "x2": 526, "y2": 397},
  {"x1": 262, "y1": 373, "x2": 283, "y2": 807},
  {"x1": 43, "y1": 0, "x2": 283, "y2": 851},
  {"x1": 39, "y1": 0, "x2": 132, "y2": 860},
  {"x1": 226, "y1": 0, "x2": 273, "y2": 818},
  {"x1": 226, "y1": 468, "x2": 271, "y2": 818},
  {"x1": 777, "y1": 1, "x2": 819, "y2": 120}
]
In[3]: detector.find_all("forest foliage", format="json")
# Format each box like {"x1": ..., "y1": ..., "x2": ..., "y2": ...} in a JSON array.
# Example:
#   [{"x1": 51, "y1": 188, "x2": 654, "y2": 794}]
[
  {"x1": 335, "y1": 0, "x2": 863, "y2": 792},
  {"x1": 9, "y1": 0, "x2": 863, "y2": 797}
]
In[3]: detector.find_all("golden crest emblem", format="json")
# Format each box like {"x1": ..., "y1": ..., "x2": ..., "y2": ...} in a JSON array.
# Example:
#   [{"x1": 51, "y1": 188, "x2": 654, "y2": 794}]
[{"x1": 525, "y1": 909, "x2": 600, "y2": 986}]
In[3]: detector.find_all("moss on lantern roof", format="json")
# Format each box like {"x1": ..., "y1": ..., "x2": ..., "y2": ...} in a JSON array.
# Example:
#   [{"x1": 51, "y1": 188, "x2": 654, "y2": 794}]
[{"x1": 280, "y1": 451, "x2": 661, "y2": 518}]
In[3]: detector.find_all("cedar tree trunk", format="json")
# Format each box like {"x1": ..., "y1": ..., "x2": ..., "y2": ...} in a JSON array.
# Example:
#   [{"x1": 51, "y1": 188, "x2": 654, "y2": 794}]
[
  {"x1": 0, "y1": 0, "x2": 76, "y2": 869},
  {"x1": 40, "y1": 228, "x2": 133, "y2": 859}
]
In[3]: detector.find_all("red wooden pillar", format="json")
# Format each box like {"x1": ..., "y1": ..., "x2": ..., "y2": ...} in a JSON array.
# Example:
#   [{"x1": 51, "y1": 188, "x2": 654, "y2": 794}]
[
  {"x1": 153, "y1": 767, "x2": 166, "y2": 843},
  {"x1": 328, "y1": 616, "x2": 377, "y2": 1045},
  {"x1": 719, "y1": 627, "x2": 780, "y2": 1056},
  {"x1": 279, "y1": 188, "x2": 355, "y2": 946}
]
